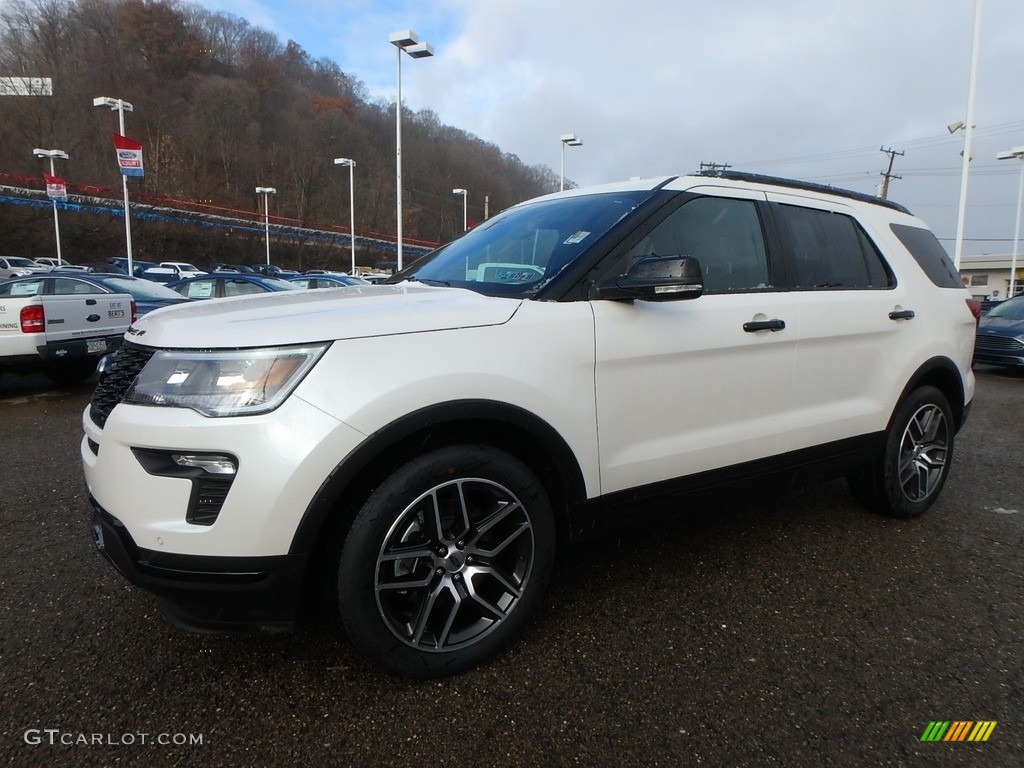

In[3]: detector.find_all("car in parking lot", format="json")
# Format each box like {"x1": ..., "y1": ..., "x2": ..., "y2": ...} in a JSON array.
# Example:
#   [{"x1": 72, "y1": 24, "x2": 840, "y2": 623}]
[
  {"x1": 105, "y1": 257, "x2": 158, "y2": 277},
  {"x1": 252, "y1": 263, "x2": 300, "y2": 277},
  {"x1": 83, "y1": 171, "x2": 976, "y2": 679},
  {"x1": 973, "y1": 294, "x2": 1024, "y2": 367},
  {"x1": 33, "y1": 257, "x2": 81, "y2": 270},
  {"x1": 166, "y1": 272, "x2": 302, "y2": 298},
  {"x1": 287, "y1": 273, "x2": 369, "y2": 289},
  {"x1": 0, "y1": 272, "x2": 190, "y2": 317},
  {"x1": 0, "y1": 256, "x2": 48, "y2": 278}
]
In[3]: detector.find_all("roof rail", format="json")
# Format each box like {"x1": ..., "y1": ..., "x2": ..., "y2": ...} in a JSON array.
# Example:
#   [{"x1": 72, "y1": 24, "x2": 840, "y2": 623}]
[{"x1": 694, "y1": 169, "x2": 910, "y2": 214}]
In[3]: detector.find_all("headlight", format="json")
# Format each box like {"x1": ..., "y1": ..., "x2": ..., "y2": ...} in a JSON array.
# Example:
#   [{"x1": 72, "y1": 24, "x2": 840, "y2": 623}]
[{"x1": 124, "y1": 344, "x2": 329, "y2": 417}]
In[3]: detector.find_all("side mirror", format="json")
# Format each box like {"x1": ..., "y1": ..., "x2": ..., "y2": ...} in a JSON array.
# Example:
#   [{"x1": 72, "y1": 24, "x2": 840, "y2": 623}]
[{"x1": 594, "y1": 256, "x2": 704, "y2": 302}]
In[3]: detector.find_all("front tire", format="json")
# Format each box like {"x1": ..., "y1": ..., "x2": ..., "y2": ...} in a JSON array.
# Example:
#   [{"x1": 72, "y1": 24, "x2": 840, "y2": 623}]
[
  {"x1": 848, "y1": 385, "x2": 954, "y2": 519},
  {"x1": 336, "y1": 445, "x2": 556, "y2": 678}
]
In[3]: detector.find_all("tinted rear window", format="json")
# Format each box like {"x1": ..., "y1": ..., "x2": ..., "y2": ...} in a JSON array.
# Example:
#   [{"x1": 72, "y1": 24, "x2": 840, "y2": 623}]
[
  {"x1": 775, "y1": 204, "x2": 893, "y2": 289},
  {"x1": 890, "y1": 224, "x2": 964, "y2": 289}
]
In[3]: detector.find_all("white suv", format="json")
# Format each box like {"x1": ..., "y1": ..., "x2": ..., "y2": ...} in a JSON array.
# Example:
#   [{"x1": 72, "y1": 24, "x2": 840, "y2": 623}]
[{"x1": 82, "y1": 172, "x2": 976, "y2": 678}]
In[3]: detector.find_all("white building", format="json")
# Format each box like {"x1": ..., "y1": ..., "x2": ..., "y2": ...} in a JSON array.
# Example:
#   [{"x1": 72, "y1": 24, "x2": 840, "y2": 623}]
[{"x1": 958, "y1": 253, "x2": 1023, "y2": 300}]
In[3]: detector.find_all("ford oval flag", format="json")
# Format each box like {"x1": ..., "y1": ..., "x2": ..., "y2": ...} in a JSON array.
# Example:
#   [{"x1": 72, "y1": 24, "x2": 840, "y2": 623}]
[{"x1": 111, "y1": 133, "x2": 144, "y2": 177}]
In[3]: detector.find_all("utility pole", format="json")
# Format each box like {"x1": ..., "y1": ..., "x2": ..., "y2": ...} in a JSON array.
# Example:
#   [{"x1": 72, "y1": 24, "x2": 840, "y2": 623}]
[{"x1": 878, "y1": 146, "x2": 904, "y2": 200}]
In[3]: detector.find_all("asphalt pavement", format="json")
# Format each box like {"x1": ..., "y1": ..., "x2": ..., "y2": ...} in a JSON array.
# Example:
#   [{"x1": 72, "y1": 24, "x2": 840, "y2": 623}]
[{"x1": 1, "y1": 367, "x2": 1021, "y2": 767}]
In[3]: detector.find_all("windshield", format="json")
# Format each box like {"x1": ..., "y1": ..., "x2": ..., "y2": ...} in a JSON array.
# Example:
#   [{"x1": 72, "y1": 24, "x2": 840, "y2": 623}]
[
  {"x1": 987, "y1": 296, "x2": 1024, "y2": 320},
  {"x1": 397, "y1": 191, "x2": 650, "y2": 297},
  {"x1": 7, "y1": 257, "x2": 39, "y2": 267}
]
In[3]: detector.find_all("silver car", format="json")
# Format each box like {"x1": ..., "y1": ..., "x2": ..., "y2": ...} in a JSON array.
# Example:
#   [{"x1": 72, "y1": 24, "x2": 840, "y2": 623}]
[{"x1": 0, "y1": 256, "x2": 48, "y2": 278}]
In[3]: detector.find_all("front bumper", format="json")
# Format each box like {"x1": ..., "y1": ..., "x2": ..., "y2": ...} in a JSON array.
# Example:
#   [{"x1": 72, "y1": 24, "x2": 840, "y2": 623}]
[{"x1": 90, "y1": 499, "x2": 306, "y2": 632}]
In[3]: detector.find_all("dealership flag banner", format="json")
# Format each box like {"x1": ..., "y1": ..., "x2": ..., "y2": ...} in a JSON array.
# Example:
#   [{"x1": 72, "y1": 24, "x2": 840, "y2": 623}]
[
  {"x1": 111, "y1": 133, "x2": 144, "y2": 177},
  {"x1": 43, "y1": 173, "x2": 67, "y2": 200}
]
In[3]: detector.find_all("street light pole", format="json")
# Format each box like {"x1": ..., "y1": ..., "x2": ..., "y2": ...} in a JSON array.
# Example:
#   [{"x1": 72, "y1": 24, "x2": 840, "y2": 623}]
[
  {"x1": 256, "y1": 187, "x2": 277, "y2": 266},
  {"x1": 560, "y1": 133, "x2": 582, "y2": 192},
  {"x1": 952, "y1": 0, "x2": 983, "y2": 269},
  {"x1": 997, "y1": 146, "x2": 1024, "y2": 299},
  {"x1": 452, "y1": 188, "x2": 467, "y2": 232},
  {"x1": 33, "y1": 148, "x2": 68, "y2": 263},
  {"x1": 390, "y1": 30, "x2": 433, "y2": 272},
  {"x1": 334, "y1": 158, "x2": 357, "y2": 274},
  {"x1": 93, "y1": 96, "x2": 135, "y2": 274}
]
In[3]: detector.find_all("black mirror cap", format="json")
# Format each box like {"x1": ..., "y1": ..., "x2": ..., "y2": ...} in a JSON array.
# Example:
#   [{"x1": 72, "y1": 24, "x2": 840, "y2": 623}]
[{"x1": 594, "y1": 256, "x2": 704, "y2": 302}]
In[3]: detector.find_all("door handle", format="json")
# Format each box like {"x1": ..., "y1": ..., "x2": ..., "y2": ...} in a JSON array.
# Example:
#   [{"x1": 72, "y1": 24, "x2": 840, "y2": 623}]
[
  {"x1": 743, "y1": 319, "x2": 786, "y2": 332},
  {"x1": 86, "y1": 298, "x2": 97, "y2": 305},
  {"x1": 888, "y1": 309, "x2": 915, "y2": 320}
]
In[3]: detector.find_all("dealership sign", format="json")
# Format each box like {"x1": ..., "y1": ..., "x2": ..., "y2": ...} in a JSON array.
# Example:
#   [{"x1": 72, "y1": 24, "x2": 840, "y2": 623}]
[
  {"x1": 111, "y1": 133, "x2": 144, "y2": 177},
  {"x1": 44, "y1": 173, "x2": 67, "y2": 200}
]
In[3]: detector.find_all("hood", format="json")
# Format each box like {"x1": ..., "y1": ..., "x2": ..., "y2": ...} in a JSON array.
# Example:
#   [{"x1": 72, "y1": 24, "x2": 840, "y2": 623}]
[
  {"x1": 978, "y1": 315, "x2": 1024, "y2": 336},
  {"x1": 126, "y1": 283, "x2": 522, "y2": 348}
]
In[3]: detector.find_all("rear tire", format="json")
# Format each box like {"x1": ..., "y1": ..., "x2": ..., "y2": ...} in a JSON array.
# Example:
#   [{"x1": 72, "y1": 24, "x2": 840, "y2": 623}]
[
  {"x1": 336, "y1": 445, "x2": 556, "y2": 678},
  {"x1": 847, "y1": 385, "x2": 954, "y2": 519}
]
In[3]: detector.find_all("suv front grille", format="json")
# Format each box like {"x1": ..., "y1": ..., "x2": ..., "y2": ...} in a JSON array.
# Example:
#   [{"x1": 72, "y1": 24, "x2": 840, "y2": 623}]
[{"x1": 90, "y1": 342, "x2": 156, "y2": 428}]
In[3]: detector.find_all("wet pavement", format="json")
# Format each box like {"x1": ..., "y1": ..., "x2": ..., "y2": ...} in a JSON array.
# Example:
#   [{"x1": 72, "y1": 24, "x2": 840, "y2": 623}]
[{"x1": 1, "y1": 368, "x2": 1021, "y2": 767}]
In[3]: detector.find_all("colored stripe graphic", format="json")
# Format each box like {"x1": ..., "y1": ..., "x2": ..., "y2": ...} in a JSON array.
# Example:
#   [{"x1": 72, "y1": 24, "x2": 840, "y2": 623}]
[
  {"x1": 968, "y1": 722, "x2": 997, "y2": 742},
  {"x1": 920, "y1": 721, "x2": 996, "y2": 742},
  {"x1": 921, "y1": 721, "x2": 950, "y2": 742}
]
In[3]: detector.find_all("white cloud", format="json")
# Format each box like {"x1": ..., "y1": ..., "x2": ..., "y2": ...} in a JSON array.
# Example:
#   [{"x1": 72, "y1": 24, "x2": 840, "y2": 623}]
[{"x1": 199, "y1": 0, "x2": 1024, "y2": 251}]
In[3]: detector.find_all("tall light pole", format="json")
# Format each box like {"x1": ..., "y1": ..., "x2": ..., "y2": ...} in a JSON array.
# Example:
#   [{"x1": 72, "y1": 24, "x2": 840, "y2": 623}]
[
  {"x1": 334, "y1": 158, "x2": 357, "y2": 274},
  {"x1": 560, "y1": 133, "x2": 582, "y2": 192},
  {"x1": 93, "y1": 96, "x2": 135, "y2": 274},
  {"x1": 390, "y1": 29, "x2": 433, "y2": 272},
  {"x1": 33, "y1": 148, "x2": 68, "y2": 263},
  {"x1": 256, "y1": 187, "x2": 277, "y2": 265},
  {"x1": 452, "y1": 188, "x2": 468, "y2": 232},
  {"x1": 952, "y1": 0, "x2": 983, "y2": 268},
  {"x1": 997, "y1": 146, "x2": 1024, "y2": 299}
]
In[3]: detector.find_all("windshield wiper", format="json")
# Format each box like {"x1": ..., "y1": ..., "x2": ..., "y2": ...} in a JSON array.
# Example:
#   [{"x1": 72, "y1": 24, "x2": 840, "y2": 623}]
[{"x1": 401, "y1": 277, "x2": 452, "y2": 287}]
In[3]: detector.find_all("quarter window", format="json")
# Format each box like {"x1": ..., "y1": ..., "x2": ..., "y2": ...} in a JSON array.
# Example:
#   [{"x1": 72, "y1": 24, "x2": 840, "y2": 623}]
[{"x1": 775, "y1": 205, "x2": 893, "y2": 290}]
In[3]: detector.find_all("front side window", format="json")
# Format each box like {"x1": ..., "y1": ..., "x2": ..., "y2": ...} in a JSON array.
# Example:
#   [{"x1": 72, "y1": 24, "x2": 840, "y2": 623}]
[
  {"x1": 617, "y1": 196, "x2": 770, "y2": 293},
  {"x1": 776, "y1": 205, "x2": 893, "y2": 290}
]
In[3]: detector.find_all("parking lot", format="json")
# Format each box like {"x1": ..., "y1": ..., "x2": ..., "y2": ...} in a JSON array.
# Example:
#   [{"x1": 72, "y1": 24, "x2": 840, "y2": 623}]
[{"x1": 1, "y1": 367, "x2": 1021, "y2": 767}]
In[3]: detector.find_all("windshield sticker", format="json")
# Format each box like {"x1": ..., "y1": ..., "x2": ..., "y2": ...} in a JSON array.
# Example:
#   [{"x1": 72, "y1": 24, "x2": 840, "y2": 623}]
[{"x1": 563, "y1": 231, "x2": 591, "y2": 245}]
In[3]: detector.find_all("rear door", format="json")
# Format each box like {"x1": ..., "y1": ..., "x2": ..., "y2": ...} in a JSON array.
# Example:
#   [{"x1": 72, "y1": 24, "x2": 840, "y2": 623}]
[{"x1": 764, "y1": 193, "x2": 909, "y2": 448}]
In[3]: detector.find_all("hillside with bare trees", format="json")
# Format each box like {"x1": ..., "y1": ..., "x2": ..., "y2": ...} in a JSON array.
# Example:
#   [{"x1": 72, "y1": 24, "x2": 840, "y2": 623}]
[{"x1": 0, "y1": 0, "x2": 561, "y2": 269}]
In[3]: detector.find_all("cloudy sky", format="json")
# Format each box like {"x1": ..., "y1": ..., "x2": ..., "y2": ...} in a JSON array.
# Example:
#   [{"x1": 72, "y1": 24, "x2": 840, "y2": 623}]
[{"x1": 199, "y1": 0, "x2": 1024, "y2": 258}]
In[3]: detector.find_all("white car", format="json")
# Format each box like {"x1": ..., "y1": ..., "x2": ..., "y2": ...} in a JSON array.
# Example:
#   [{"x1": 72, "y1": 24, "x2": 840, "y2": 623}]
[
  {"x1": 0, "y1": 256, "x2": 49, "y2": 278},
  {"x1": 159, "y1": 261, "x2": 205, "y2": 275},
  {"x1": 82, "y1": 172, "x2": 975, "y2": 678}
]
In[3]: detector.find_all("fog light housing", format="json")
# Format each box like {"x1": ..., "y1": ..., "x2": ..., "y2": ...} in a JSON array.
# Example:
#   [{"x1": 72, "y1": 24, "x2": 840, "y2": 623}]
[{"x1": 132, "y1": 449, "x2": 239, "y2": 526}]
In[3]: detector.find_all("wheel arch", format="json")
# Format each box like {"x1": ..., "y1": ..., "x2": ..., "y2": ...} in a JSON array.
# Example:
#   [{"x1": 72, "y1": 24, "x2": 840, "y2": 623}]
[
  {"x1": 893, "y1": 356, "x2": 968, "y2": 431},
  {"x1": 289, "y1": 399, "x2": 588, "y2": 561}
]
